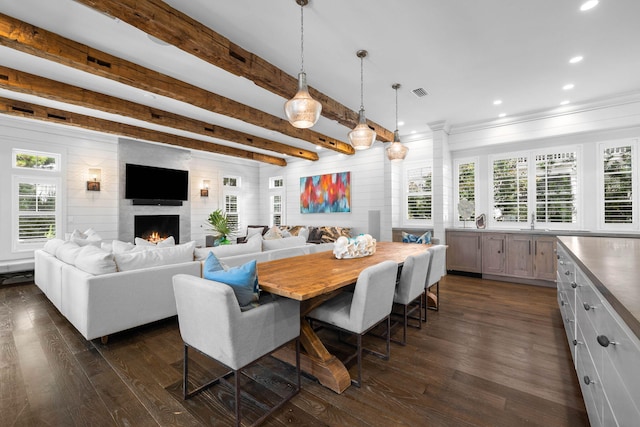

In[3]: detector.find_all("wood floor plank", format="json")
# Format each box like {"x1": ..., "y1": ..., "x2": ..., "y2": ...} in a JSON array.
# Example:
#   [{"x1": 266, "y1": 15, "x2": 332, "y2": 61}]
[{"x1": 0, "y1": 276, "x2": 588, "y2": 426}]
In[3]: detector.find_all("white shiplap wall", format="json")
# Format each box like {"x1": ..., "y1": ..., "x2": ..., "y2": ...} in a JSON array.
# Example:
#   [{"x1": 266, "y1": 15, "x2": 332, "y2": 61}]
[{"x1": 0, "y1": 116, "x2": 119, "y2": 262}]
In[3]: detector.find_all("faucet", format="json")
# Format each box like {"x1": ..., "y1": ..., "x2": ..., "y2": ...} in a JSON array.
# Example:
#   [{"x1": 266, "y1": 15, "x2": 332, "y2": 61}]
[{"x1": 530, "y1": 212, "x2": 535, "y2": 230}]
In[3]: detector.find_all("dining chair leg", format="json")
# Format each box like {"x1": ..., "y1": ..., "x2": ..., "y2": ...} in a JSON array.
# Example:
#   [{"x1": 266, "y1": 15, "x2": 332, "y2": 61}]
[
  {"x1": 402, "y1": 305, "x2": 408, "y2": 345},
  {"x1": 427, "y1": 281, "x2": 440, "y2": 311},
  {"x1": 235, "y1": 369, "x2": 241, "y2": 427},
  {"x1": 385, "y1": 316, "x2": 391, "y2": 359},
  {"x1": 183, "y1": 345, "x2": 189, "y2": 400}
]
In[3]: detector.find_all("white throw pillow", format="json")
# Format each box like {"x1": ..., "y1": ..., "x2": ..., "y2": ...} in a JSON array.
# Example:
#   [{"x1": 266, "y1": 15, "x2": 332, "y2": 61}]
[
  {"x1": 298, "y1": 227, "x2": 309, "y2": 242},
  {"x1": 246, "y1": 227, "x2": 264, "y2": 238},
  {"x1": 262, "y1": 235, "x2": 306, "y2": 251},
  {"x1": 70, "y1": 228, "x2": 102, "y2": 247},
  {"x1": 111, "y1": 240, "x2": 136, "y2": 253},
  {"x1": 74, "y1": 245, "x2": 117, "y2": 275},
  {"x1": 55, "y1": 241, "x2": 82, "y2": 264},
  {"x1": 134, "y1": 237, "x2": 155, "y2": 247},
  {"x1": 263, "y1": 226, "x2": 283, "y2": 240},
  {"x1": 114, "y1": 241, "x2": 195, "y2": 271},
  {"x1": 43, "y1": 238, "x2": 65, "y2": 255},
  {"x1": 157, "y1": 236, "x2": 176, "y2": 247}
]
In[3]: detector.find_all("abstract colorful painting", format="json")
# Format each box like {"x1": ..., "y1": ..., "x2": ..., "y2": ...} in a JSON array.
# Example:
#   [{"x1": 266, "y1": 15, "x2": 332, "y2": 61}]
[{"x1": 300, "y1": 172, "x2": 351, "y2": 213}]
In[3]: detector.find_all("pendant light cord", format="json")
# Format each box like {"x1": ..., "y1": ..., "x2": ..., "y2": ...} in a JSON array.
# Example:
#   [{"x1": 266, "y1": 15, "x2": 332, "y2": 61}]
[
  {"x1": 395, "y1": 86, "x2": 399, "y2": 131},
  {"x1": 300, "y1": 3, "x2": 304, "y2": 73},
  {"x1": 360, "y1": 56, "x2": 364, "y2": 110}
]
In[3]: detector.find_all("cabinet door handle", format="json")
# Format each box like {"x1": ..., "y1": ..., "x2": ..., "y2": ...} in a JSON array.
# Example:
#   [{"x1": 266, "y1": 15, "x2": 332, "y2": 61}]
[
  {"x1": 571, "y1": 281, "x2": 577, "y2": 288},
  {"x1": 528, "y1": 240, "x2": 531, "y2": 255},
  {"x1": 572, "y1": 339, "x2": 583, "y2": 346},
  {"x1": 583, "y1": 302, "x2": 595, "y2": 311},
  {"x1": 560, "y1": 300, "x2": 565, "y2": 306},
  {"x1": 565, "y1": 270, "x2": 571, "y2": 276},
  {"x1": 535, "y1": 240, "x2": 538, "y2": 255},
  {"x1": 597, "y1": 335, "x2": 617, "y2": 347},
  {"x1": 478, "y1": 236, "x2": 480, "y2": 249},
  {"x1": 583, "y1": 376, "x2": 596, "y2": 386}
]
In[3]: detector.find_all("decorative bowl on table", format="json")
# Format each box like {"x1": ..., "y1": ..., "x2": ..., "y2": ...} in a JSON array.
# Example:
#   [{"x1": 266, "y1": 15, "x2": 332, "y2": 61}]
[{"x1": 333, "y1": 235, "x2": 377, "y2": 259}]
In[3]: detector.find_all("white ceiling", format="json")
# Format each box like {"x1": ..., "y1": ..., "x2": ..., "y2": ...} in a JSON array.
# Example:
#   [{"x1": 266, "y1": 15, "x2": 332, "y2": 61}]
[{"x1": 1, "y1": 0, "x2": 640, "y2": 159}]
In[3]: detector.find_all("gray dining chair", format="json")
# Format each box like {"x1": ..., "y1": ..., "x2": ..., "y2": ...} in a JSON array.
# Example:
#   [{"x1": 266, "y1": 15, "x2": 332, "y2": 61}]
[
  {"x1": 424, "y1": 244, "x2": 447, "y2": 321},
  {"x1": 172, "y1": 274, "x2": 301, "y2": 427},
  {"x1": 393, "y1": 250, "x2": 432, "y2": 345},
  {"x1": 306, "y1": 260, "x2": 398, "y2": 387}
]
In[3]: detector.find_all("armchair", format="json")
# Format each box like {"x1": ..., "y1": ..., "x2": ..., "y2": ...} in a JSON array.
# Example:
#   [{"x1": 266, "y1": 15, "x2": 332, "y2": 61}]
[{"x1": 172, "y1": 274, "x2": 300, "y2": 426}]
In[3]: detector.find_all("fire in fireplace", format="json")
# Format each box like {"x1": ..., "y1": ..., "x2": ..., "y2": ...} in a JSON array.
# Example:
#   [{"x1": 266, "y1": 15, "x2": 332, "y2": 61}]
[{"x1": 134, "y1": 215, "x2": 180, "y2": 244}]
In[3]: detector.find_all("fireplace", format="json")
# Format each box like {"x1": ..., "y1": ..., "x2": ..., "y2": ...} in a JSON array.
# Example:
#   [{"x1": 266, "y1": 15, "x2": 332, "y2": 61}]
[{"x1": 134, "y1": 215, "x2": 180, "y2": 244}]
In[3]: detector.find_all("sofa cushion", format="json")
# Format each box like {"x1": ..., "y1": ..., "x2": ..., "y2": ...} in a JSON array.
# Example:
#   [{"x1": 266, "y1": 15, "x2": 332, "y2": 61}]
[
  {"x1": 56, "y1": 241, "x2": 82, "y2": 264},
  {"x1": 195, "y1": 233, "x2": 262, "y2": 261},
  {"x1": 204, "y1": 259, "x2": 259, "y2": 308},
  {"x1": 74, "y1": 245, "x2": 117, "y2": 275},
  {"x1": 263, "y1": 226, "x2": 283, "y2": 240},
  {"x1": 70, "y1": 229, "x2": 103, "y2": 247},
  {"x1": 43, "y1": 238, "x2": 65, "y2": 255},
  {"x1": 114, "y1": 241, "x2": 196, "y2": 272},
  {"x1": 262, "y1": 235, "x2": 306, "y2": 251},
  {"x1": 246, "y1": 227, "x2": 265, "y2": 238}
]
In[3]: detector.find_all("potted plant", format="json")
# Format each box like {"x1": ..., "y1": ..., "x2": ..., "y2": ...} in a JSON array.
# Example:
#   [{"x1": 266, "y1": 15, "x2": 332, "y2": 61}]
[{"x1": 206, "y1": 209, "x2": 234, "y2": 246}]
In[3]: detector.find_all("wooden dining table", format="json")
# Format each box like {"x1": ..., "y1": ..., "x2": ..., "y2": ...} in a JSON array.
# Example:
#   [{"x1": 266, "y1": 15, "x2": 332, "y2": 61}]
[{"x1": 257, "y1": 241, "x2": 431, "y2": 393}]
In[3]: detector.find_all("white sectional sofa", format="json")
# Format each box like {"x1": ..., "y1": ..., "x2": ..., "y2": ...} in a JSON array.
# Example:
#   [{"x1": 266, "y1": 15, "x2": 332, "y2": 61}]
[{"x1": 34, "y1": 233, "x2": 333, "y2": 341}]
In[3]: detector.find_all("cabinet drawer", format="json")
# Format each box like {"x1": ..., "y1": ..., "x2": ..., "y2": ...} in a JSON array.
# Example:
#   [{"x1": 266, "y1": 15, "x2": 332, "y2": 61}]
[
  {"x1": 559, "y1": 292, "x2": 577, "y2": 361},
  {"x1": 597, "y1": 306, "x2": 640, "y2": 410},
  {"x1": 575, "y1": 326, "x2": 605, "y2": 427},
  {"x1": 601, "y1": 350, "x2": 640, "y2": 426}
]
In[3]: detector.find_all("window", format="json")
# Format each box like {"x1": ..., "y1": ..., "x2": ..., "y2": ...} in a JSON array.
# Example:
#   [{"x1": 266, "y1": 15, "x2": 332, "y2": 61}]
[
  {"x1": 224, "y1": 194, "x2": 239, "y2": 231},
  {"x1": 14, "y1": 149, "x2": 59, "y2": 171},
  {"x1": 491, "y1": 148, "x2": 579, "y2": 228},
  {"x1": 405, "y1": 166, "x2": 432, "y2": 221},
  {"x1": 492, "y1": 156, "x2": 528, "y2": 223},
  {"x1": 12, "y1": 149, "x2": 62, "y2": 251},
  {"x1": 271, "y1": 195, "x2": 282, "y2": 226},
  {"x1": 454, "y1": 159, "x2": 477, "y2": 222},
  {"x1": 222, "y1": 175, "x2": 241, "y2": 232},
  {"x1": 600, "y1": 142, "x2": 635, "y2": 228},
  {"x1": 535, "y1": 152, "x2": 577, "y2": 223},
  {"x1": 269, "y1": 176, "x2": 284, "y2": 226},
  {"x1": 269, "y1": 176, "x2": 284, "y2": 189}
]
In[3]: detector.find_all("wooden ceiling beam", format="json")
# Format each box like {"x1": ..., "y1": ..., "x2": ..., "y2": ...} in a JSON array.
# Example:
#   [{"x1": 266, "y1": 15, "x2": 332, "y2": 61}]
[
  {"x1": 0, "y1": 12, "x2": 353, "y2": 154},
  {"x1": 72, "y1": 0, "x2": 394, "y2": 142},
  {"x1": 0, "y1": 96, "x2": 286, "y2": 166},
  {"x1": 0, "y1": 66, "x2": 317, "y2": 161}
]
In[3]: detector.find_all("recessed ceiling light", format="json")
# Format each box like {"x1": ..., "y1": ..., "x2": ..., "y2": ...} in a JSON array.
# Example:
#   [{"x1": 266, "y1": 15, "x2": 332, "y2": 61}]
[
  {"x1": 560, "y1": 100, "x2": 570, "y2": 105},
  {"x1": 563, "y1": 83, "x2": 575, "y2": 91},
  {"x1": 398, "y1": 121, "x2": 405, "y2": 126},
  {"x1": 580, "y1": 0, "x2": 599, "y2": 11},
  {"x1": 498, "y1": 113, "x2": 506, "y2": 118},
  {"x1": 411, "y1": 130, "x2": 417, "y2": 134},
  {"x1": 569, "y1": 56, "x2": 584, "y2": 64},
  {"x1": 493, "y1": 99, "x2": 502, "y2": 105},
  {"x1": 315, "y1": 145, "x2": 322, "y2": 151}
]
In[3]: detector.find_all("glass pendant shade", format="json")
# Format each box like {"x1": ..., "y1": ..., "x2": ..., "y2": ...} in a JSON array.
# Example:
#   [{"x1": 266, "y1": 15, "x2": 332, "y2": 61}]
[
  {"x1": 386, "y1": 130, "x2": 408, "y2": 162},
  {"x1": 386, "y1": 83, "x2": 408, "y2": 161},
  {"x1": 285, "y1": 72, "x2": 322, "y2": 128},
  {"x1": 348, "y1": 108, "x2": 376, "y2": 150}
]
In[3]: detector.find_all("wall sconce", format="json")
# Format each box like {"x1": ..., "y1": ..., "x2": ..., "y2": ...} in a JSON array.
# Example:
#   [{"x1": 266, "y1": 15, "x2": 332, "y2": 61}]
[
  {"x1": 200, "y1": 180, "x2": 209, "y2": 197},
  {"x1": 87, "y1": 168, "x2": 101, "y2": 191}
]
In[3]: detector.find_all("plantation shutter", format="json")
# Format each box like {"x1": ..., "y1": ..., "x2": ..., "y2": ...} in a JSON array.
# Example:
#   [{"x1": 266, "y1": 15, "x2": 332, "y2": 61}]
[
  {"x1": 17, "y1": 181, "x2": 57, "y2": 242},
  {"x1": 603, "y1": 145, "x2": 633, "y2": 224},
  {"x1": 535, "y1": 152, "x2": 577, "y2": 223},
  {"x1": 457, "y1": 161, "x2": 476, "y2": 220},
  {"x1": 492, "y1": 157, "x2": 528, "y2": 222},
  {"x1": 407, "y1": 166, "x2": 432, "y2": 220}
]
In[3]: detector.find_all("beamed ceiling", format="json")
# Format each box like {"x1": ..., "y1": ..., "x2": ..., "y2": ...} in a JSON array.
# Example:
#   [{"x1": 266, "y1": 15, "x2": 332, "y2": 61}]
[{"x1": 1, "y1": 0, "x2": 640, "y2": 165}]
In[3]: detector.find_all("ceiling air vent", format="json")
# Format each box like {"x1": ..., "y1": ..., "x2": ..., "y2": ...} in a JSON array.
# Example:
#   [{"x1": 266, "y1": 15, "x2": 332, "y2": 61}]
[{"x1": 411, "y1": 87, "x2": 428, "y2": 98}]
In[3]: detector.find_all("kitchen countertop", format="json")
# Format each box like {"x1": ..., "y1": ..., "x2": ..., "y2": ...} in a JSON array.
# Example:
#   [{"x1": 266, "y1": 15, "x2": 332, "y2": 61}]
[
  {"x1": 557, "y1": 236, "x2": 640, "y2": 339},
  {"x1": 446, "y1": 227, "x2": 640, "y2": 238}
]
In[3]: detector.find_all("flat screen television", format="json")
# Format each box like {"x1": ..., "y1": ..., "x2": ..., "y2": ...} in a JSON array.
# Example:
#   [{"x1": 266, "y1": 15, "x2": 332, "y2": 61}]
[{"x1": 125, "y1": 163, "x2": 189, "y2": 204}]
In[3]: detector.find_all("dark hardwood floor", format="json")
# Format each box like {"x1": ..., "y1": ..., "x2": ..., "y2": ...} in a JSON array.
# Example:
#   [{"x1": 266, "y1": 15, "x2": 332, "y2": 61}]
[{"x1": 0, "y1": 275, "x2": 588, "y2": 426}]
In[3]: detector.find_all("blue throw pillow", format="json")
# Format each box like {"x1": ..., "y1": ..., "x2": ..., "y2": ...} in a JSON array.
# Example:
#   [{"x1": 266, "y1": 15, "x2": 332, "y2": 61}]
[
  {"x1": 204, "y1": 258, "x2": 260, "y2": 308},
  {"x1": 402, "y1": 231, "x2": 431, "y2": 244},
  {"x1": 402, "y1": 232, "x2": 418, "y2": 243},
  {"x1": 203, "y1": 251, "x2": 225, "y2": 274},
  {"x1": 417, "y1": 231, "x2": 431, "y2": 244}
]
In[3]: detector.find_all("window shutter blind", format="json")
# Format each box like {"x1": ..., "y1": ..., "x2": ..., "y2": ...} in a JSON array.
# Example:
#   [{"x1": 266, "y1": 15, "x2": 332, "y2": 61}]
[
  {"x1": 457, "y1": 162, "x2": 476, "y2": 220},
  {"x1": 493, "y1": 157, "x2": 528, "y2": 222},
  {"x1": 603, "y1": 146, "x2": 633, "y2": 224},
  {"x1": 535, "y1": 152, "x2": 577, "y2": 223},
  {"x1": 407, "y1": 167, "x2": 432, "y2": 220},
  {"x1": 18, "y1": 182, "x2": 57, "y2": 241}
]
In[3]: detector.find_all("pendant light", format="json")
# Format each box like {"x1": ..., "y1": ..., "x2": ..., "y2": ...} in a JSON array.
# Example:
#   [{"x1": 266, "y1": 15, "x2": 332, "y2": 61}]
[
  {"x1": 284, "y1": 0, "x2": 322, "y2": 129},
  {"x1": 386, "y1": 83, "x2": 408, "y2": 162},
  {"x1": 348, "y1": 50, "x2": 376, "y2": 150}
]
